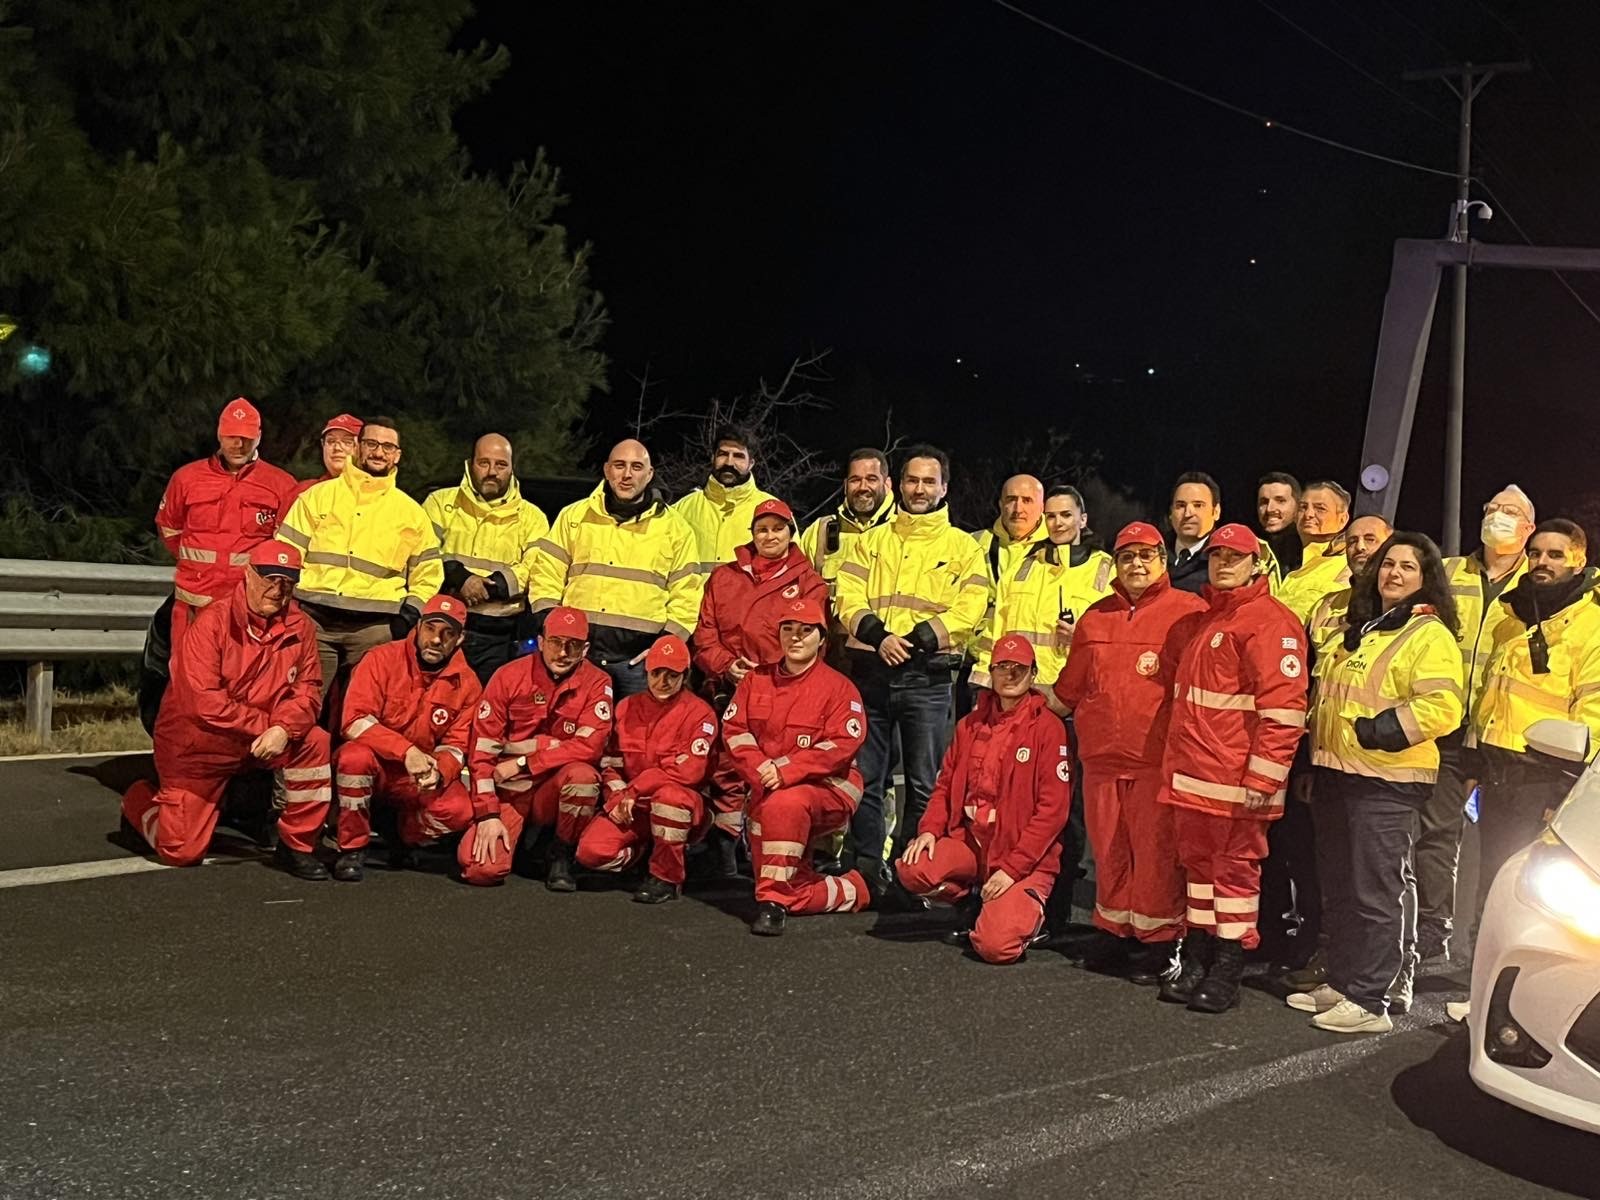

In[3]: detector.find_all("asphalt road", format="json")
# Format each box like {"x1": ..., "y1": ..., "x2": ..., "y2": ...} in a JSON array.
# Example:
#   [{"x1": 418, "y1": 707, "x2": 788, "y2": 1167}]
[{"x1": 2, "y1": 755, "x2": 1596, "y2": 1200}]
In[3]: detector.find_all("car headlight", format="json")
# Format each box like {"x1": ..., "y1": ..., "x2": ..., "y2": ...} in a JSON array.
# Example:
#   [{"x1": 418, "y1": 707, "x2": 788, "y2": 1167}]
[{"x1": 1519, "y1": 837, "x2": 1600, "y2": 941}]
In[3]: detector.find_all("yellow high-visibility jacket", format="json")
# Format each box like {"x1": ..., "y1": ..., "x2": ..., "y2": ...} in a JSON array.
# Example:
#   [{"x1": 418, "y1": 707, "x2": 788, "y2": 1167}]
[
  {"x1": 529, "y1": 483, "x2": 703, "y2": 645},
  {"x1": 975, "y1": 543, "x2": 1113, "y2": 688},
  {"x1": 970, "y1": 519, "x2": 1047, "y2": 671},
  {"x1": 1446, "y1": 550, "x2": 1529, "y2": 720},
  {"x1": 1307, "y1": 585, "x2": 1352, "y2": 655},
  {"x1": 672, "y1": 475, "x2": 774, "y2": 574},
  {"x1": 1276, "y1": 538, "x2": 1351, "y2": 623},
  {"x1": 1473, "y1": 574, "x2": 1600, "y2": 759},
  {"x1": 1310, "y1": 607, "x2": 1464, "y2": 784},
  {"x1": 422, "y1": 469, "x2": 550, "y2": 619},
  {"x1": 277, "y1": 462, "x2": 442, "y2": 616},
  {"x1": 836, "y1": 505, "x2": 988, "y2": 661},
  {"x1": 799, "y1": 492, "x2": 896, "y2": 587}
]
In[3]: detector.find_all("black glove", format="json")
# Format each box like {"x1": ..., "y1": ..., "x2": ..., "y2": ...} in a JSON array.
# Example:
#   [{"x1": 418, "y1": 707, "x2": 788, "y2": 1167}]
[{"x1": 1354, "y1": 709, "x2": 1411, "y2": 753}]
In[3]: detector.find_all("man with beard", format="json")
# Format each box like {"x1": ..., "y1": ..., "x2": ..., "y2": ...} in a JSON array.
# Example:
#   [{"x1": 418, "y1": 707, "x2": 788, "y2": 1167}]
[
  {"x1": 529, "y1": 439, "x2": 702, "y2": 700},
  {"x1": 799, "y1": 447, "x2": 897, "y2": 672},
  {"x1": 330, "y1": 595, "x2": 481, "y2": 882},
  {"x1": 1256, "y1": 471, "x2": 1303, "y2": 585},
  {"x1": 290, "y1": 413, "x2": 364, "y2": 502},
  {"x1": 1275, "y1": 480, "x2": 1353, "y2": 623},
  {"x1": 836, "y1": 445, "x2": 988, "y2": 877},
  {"x1": 672, "y1": 428, "x2": 775, "y2": 576},
  {"x1": 1469, "y1": 519, "x2": 1600, "y2": 926},
  {"x1": 277, "y1": 416, "x2": 443, "y2": 693},
  {"x1": 119, "y1": 543, "x2": 333, "y2": 880},
  {"x1": 423, "y1": 433, "x2": 551, "y2": 683},
  {"x1": 1166, "y1": 472, "x2": 1223, "y2": 594}
]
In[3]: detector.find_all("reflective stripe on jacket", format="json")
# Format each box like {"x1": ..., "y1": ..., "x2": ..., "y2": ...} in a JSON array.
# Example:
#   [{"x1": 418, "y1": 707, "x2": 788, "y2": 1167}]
[
  {"x1": 528, "y1": 483, "x2": 703, "y2": 645},
  {"x1": 277, "y1": 462, "x2": 443, "y2": 617},
  {"x1": 1274, "y1": 539, "x2": 1351, "y2": 623},
  {"x1": 798, "y1": 493, "x2": 896, "y2": 586},
  {"x1": 1306, "y1": 586, "x2": 1352, "y2": 655},
  {"x1": 976, "y1": 543, "x2": 1113, "y2": 687},
  {"x1": 1160, "y1": 577, "x2": 1309, "y2": 820},
  {"x1": 720, "y1": 658, "x2": 865, "y2": 809},
  {"x1": 1446, "y1": 550, "x2": 1529, "y2": 718},
  {"x1": 1474, "y1": 575, "x2": 1600, "y2": 758},
  {"x1": 672, "y1": 475, "x2": 774, "y2": 575},
  {"x1": 972, "y1": 520, "x2": 1046, "y2": 660},
  {"x1": 834, "y1": 506, "x2": 988, "y2": 659},
  {"x1": 601, "y1": 688, "x2": 718, "y2": 802},
  {"x1": 340, "y1": 637, "x2": 481, "y2": 789},
  {"x1": 157, "y1": 456, "x2": 297, "y2": 607},
  {"x1": 422, "y1": 469, "x2": 550, "y2": 618},
  {"x1": 1310, "y1": 609, "x2": 1464, "y2": 783}
]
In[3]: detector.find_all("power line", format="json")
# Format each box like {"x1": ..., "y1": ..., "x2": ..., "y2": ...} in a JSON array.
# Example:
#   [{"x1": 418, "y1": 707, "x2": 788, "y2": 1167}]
[
  {"x1": 986, "y1": 0, "x2": 1467, "y2": 180},
  {"x1": 1474, "y1": 178, "x2": 1600, "y2": 333}
]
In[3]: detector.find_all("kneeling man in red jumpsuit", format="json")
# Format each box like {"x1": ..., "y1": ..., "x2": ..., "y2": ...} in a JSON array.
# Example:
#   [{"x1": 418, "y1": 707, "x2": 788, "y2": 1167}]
[
  {"x1": 332, "y1": 594, "x2": 481, "y2": 881},
  {"x1": 120, "y1": 543, "x2": 333, "y2": 879},
  {"x1": 897, "y1": 634, "x2": 1072, "y2": 963},
  {"x1": 723, "y1": 597, "x2": 875, "y2": 936},
  {"x1": 575, "y1": 634, "x2": 719, "y2": 903},
  {"x1": 457, "y1": 606, "x2": 612, "y2": 888}
]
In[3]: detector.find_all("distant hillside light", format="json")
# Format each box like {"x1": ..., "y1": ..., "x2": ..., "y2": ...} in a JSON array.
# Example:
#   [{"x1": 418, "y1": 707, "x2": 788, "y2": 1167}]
[{"x1": 18, "y1": 344, "x2": 52, "y2": 376}]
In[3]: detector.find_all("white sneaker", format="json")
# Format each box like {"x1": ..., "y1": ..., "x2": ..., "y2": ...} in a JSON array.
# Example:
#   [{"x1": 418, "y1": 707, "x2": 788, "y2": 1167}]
[
  {"x1": 1311, "y1": 999, "x2": 1393, "y2": 1035},
  {"x1": 1286, "y1": 983, "x2": 1345, "y2": 1013}
]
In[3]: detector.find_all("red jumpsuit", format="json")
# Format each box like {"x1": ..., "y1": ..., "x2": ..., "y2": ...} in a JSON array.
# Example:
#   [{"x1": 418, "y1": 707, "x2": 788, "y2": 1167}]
[
  {"x1": 156, "y1": 455, "x2": 298, "y2": 649},
  {"x1": 1160, "y1": 576, "x2": 1307, "y2": 947},
  {"x1": 895, "y1": 691, "x2": 1072, "y2": 963},
  {"x1": 722, "y1": 658, "x2": 872, "y2": 914},
  {"x1": 333, "y1": 638, "x2": 482, "y2": 850},
  {"x1": 121, "y1": 585, "x2": 330, "y2": 865},
  {"x1": 454, "y1": 654, "x2": 613, "y2": 886},
  {"x1": 1054, "y1": 575, "x2": 1206, "y2": 944},
  {"x1": 575, "y1": 687, "x2": 718, "y2": 885}
]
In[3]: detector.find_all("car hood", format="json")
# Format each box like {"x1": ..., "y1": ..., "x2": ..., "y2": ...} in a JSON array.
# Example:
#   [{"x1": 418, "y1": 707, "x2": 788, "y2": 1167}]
[{"x1": 1552, "y1": 765, "x2": 1600, "y2": 876}]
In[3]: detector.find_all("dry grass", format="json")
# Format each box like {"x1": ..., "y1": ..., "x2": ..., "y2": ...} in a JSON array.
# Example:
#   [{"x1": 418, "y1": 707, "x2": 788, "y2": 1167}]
[{"x1": 0, "y1": 684, "x2": 152, "y2": 757}]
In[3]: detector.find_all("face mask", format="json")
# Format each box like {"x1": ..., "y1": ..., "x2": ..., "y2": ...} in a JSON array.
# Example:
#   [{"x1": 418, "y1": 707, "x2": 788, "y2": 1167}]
[{"x1": 1481, "y1": 511, "x2": 1524, "y2": 550}]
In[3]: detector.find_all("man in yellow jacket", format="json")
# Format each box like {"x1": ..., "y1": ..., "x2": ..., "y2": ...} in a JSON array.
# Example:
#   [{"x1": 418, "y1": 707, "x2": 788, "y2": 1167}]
[
  {"x1": 422, "y1": 433, "x2": 550, "y2": 684},
  {"x1": 277, "y1": 416, "x2": 443, "y2": 694},
  {"x1": 671, "y1": 428, "x2": 774, "y2": 576},
  {"x1": 1275, "y1": 480, "x2": 1352, "y2": 623},
  {"x1": 529, "y1": 438, "x2": 702, "y2": 699},
  {"x1": 798, "y1": 448, "x2": 896, "y2": 589},
  {"x1": 1469, "y1": 518, "x2": 1600, "y2": 926},
  {"x1": 835, "y1": 444, "x2": 988, "y2": 878},
  {"x1": 1415, "y1": 483, "x2": 1534, "y2": 960},
  {"x1": 969, "y1": 474, "x2": 1045, "y2": 691}
]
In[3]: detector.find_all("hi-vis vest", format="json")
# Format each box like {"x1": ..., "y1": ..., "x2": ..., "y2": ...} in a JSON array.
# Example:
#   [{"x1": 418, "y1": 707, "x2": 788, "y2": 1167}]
[
  {"x1": 1275, "y1": 538, "x2": 1350, "y2": 624},
  {"x1": 671, "y1": 475, "x2": 774, "y2": 575},
  {"x1": 799, "y1": 492, "x2": 896, "y2": 586},
  {"x1": 835, "y1": 506, "x2": 988, "y2": 657},
  {"x1": 975, "y1": 543, "x2": 1113, "y2": 687},
  {"x1": 1445, "y1": 551, "x2": 1528, "y2": 721},
  {"x1": 422, "y1": 469, "x2": 550, "y2": 619},
  {"x1": 1473, "y1": 578, "x2": 1600, "y2": 759}
]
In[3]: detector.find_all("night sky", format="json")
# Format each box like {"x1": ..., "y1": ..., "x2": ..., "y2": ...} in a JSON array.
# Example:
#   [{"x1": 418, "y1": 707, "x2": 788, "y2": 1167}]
[{"x1": 453, "y1": 1, "x2": 1600, "y2": 542}]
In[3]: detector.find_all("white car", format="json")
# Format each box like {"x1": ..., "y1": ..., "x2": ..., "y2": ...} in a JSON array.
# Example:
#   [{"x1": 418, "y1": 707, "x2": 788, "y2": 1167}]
[{"x1": 1469, "y1": 719, "x2": 1600, "y2": 1136}]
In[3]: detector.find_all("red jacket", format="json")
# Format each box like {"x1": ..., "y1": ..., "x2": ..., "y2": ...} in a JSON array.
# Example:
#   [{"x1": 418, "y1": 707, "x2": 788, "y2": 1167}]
[
  {"x1": 157, "y1": 456, "x2": 298, "y2": 607},
  {"x1": 918, "y1": 691, "x2": 1072, "y2": 882},
  {"x1": 468, "y1": 654, "x2": 613, "y2": 819},
  {"x1": 157, "y1": 583, "x2": 322, "y2": 744},
  {"x1": 722, "y1": 658, "x2": 865, "y2": 807},
  {"x1": 1054, "y1": 575, "x2": 1207, "y2": 774},
  {"x1": 601, "y1": 687, "x2": 718, "y2": 802},
  {"x1": 340, "y1": 637, "x2": 481, "y2": 788},
  {"x1": 1160, "y1": 577, "x2": 1308, "y2": 821},
  {"x1": 694, "y1": 544, "x2": 830, "y2": 682}
]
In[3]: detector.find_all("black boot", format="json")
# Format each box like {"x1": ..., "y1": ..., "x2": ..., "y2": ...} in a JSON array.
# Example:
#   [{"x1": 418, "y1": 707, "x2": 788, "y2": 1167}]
[
  {"x1": 1127, "y1": 941, "x2": 1181, "y2": 986},
  {"x1": 369, "y1": 804, "x2": 414, "y2": 869},
  {"x1": 274, "y1": 842, "x2": 330, "y2": 881},
  {"x1": 1188, "y1": 937, "x2": 1245, "y2": 1013},
  {"x1": 332, "y1": 851, "x2": 365, "y2": 883},
  {"x1": 1077, "y1": 930, "x2": 1132, "y2": 972},
  {"x1": 1158, "y1": 931, "x2": 1213, "y2": 1004},
  {"x1": 941, "y1": 893, "x2": 982, "y2": 945},
  {"x1": 751, "y1": 901, "x2": 787, "y2": 937},
  {"x1": 115, "y1": 812, "x2": 148, "y2": 853},
  {"x1": 633, "y1": 875, "x2": 679, "y2": 905},
  {"x1": 545, "y1": 841, "x2": 577, "y2": 892}
]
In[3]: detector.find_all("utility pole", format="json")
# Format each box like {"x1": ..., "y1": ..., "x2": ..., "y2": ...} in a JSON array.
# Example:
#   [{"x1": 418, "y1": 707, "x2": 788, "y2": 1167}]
[{"x1": 1402, "y1": 61, "x2": 1527, "y2": 555}]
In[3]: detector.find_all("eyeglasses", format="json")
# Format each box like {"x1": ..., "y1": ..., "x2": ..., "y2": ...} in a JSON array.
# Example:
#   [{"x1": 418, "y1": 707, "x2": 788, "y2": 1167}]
[
  {"x1": 359, "y1": 438, "x2": 401, "y2": 456},
  {"x1": 1115, "y1": 548, "x2": 1162, "y2": 565},
  {"x1": 323, "y1": 433, "x2": 358, "y2": 448},
  {"x1": 1483, "y1": 502, "x2": 1529, "y2": 519},
  {"x1": 544, "y1": 636, "x2": 587, "y2": 656}
]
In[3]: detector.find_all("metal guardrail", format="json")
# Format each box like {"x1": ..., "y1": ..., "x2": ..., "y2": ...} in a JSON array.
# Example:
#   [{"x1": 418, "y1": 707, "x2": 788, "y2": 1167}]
[{"x1": 0, "y1": 559, "x2": 170, "y2": 742}]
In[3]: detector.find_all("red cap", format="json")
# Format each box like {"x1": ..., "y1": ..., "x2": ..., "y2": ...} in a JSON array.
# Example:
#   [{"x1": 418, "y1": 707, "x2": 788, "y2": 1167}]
[
  {"x1": 991, "y1": 633, "x2": 1036, "y2": 668},
  {"x1": 218, "y1": 397, "x2": 262, "y2": 439},
  {"x1": 1114, "y1": 521, "x2": 1164, "y2": 551},
  {"x1": 545, "y1": 606, "x2": 589, "y2": 641},
  {"x1": 777, "y1": 597, "x2": 827, "y2": 629},
  {"x1": 1207, "y1": 524, "x2": 1262, "y2": 555},
  {"x1": 419, "y1": 594, "x2": 465, "y2": 630},
  {"x1": 248, "y1": 541, "x2": 301, "y2": 580},
  {"x1": 645, "y1": 634, "x2": 690, "y2": 673},
  {"x1": 321, "y1": 413, "x2": 363, "y2": 439},
  {"x1": 752, "y1": 497, "x2": 796, "y2": 530}
]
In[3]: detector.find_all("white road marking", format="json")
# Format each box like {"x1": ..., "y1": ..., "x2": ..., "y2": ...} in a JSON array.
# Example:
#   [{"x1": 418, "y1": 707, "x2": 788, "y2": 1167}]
[
  {"x1": 0, "y1": 749, "x2": 148, "y2": 764},
  {"x1": 0, "y1": 856, "x2": 182, "y2": 888}
]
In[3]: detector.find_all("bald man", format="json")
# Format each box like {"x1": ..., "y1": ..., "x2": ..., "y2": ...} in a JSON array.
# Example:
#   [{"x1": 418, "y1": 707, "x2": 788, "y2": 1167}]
[
  {"x1": 529, "y1": 438, "x2": 703, "y2": 698},
  {"x1": 423, "y1": 434, "x2": 551, "y2": 682},
  {"x1": 968, "y1": 474, "x2": 1046, "y2": 710}
]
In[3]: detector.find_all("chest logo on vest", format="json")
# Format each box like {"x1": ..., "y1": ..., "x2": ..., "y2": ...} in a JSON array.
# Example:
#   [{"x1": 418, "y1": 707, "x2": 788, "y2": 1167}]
[
  {"x1": 692, "y1": 737, "x2": 711, "y2": 757},
  {"x1": 287, "y1": 666, "x2": 297, "y2": 683},
  {"x1": 1280, "y1": 654, "x2": 1302, "y2": 679},
  {"x1": 595, "y1": 700, "x2": 611, "y2": 721},
  {"x1": 845, "y1": 717, "x2": 862, "y2": 739},
  {"x1": 563, "y1": 720, "x2": 576, "y2": 735},
  {"x1": 478, "y1": 700, "x2": 492, "y2": 720},
  {"x1": 1015, "y1": 746, "x2": 1031, "y2": 763},
  {"x1": 1136, "y1": 651, "x2": 1159, "y2": 676},
  {"x1": 254, "y1": 509, "x2": 275, "y2": 526},
  {"x1": 1209, "y1": 632, "x2": 1225, "y2": 649},
  {"x1": 534, "y1": 691, "x2": 547, "y2": 706},
  {"x1": 797, "y1": 734, "x2": 812, "y2": 749},
  {"x1": 431, "y1": 707, "x2": 450, "y2": 728},
  {"x1": 783, "y1": 583, "x2": 800, "y2": 599}
]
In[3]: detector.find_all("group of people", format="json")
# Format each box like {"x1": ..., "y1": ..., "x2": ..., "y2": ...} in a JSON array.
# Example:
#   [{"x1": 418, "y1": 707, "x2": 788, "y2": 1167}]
[{"x1": 120, "y1": 398, "x2": 1600, "y2": 1037}]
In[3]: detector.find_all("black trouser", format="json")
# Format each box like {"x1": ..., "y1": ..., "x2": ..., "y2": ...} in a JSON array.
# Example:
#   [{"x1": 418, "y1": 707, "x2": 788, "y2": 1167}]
[
  {"x1": 1259, "y1": 771, "x2": 1321, "y2": 962},
  {"x1": 1312, "y1": 769, "x2": 1420, "y2": 1015},
  {"x1": 463, "y1": 613, "x2": 520, "y2": 686},
  {"x1": 1473, "y1": 747, "x2": 1573, "y2": 926},
  {"x1": 1415, "y1": 732, "x2": 1469, "y2": 941}
]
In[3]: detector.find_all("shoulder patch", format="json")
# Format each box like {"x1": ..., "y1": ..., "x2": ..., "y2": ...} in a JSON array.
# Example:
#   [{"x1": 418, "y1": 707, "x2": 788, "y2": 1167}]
[
  {"x1": 477, "y1": 700, "x2": 492, "y2": 720},
  {"x1": 1015, "y1": 746, "x2": 1031, "y2": 763},
  {"x1": 1280, "y1": 654, "x2": 1303, "y2": 679},
  {"x1": 1281, "y1": 636, "x2": 1299, "y2": 650}
]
